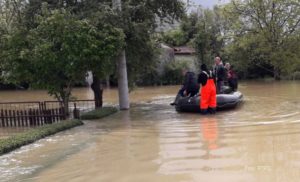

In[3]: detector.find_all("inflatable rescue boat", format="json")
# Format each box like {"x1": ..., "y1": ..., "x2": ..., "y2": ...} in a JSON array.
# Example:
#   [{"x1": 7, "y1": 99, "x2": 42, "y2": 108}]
[{"x1": 174, "y1": 91, "x2": 243, "y2": 113}]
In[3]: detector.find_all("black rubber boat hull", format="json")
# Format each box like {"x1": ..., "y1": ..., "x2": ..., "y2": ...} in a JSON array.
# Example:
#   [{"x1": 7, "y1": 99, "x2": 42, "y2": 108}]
[{"x1": 175, "y1": 91, "x2": 243, "y2": 113}]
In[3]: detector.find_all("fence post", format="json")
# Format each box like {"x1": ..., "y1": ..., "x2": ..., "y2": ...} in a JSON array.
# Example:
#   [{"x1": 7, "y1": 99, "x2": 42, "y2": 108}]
[
  {"x1": 40, "y1": 103, "x2": 46, "y2": 125},
  {"x1": 47, "y1": 109, "x2": 51, "y2": 124},
  {"x1": 16, "y1": 110, "x2": 20, "y2": 127},
  {"x1": 32, "y1": 109, "x2": 36, "y2": 126},
  {"x1": 24, "y1": 110, "x2": 28, "y2": 126},
  {"x1": 50, "y1": 109, "x2": 55, "y2": 123},
  {"x1": 12, "y1": 110, "x2": 17, "y2": 127},
  {"x1": 56, "y1": 108, "x2": 60, "y2": 121},
  {"x1": 29, "y1": 109, "x2": 33, "y2": 126},
  {"x1": 0, "y1": 109, "x2": 3, "y2": 127},
  {"x1": 4, "y1": 110, "x2": 9, "y2": 127},
  {"x1": 35, "y1": 109, "x2": 39, "y2": 126},
  {"x1": 8, "y1": 110, "x2": 12, "y2": 127},
  {"x1": 20, "y1": 110, "x2": 24, "y2": 127}
]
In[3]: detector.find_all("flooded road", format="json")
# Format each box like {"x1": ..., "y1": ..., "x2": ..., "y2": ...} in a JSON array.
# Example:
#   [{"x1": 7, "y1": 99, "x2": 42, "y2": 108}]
[{"x1": 1, "y1": 81, "x2": 300, "y2": 182}]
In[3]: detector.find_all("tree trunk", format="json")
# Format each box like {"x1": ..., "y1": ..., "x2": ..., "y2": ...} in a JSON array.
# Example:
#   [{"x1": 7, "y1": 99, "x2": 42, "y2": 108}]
[
  {"x1": 274, "y1": 66, "x2": 281, "y2": 80},
  {"x1": 57, "y1": 89, "x2": 71, "y2": 117},
  {"x1": 63, "y1": 98, "x2": 69, "y2": 116},
  {"x1": 117, "y1": 50, "x2": 130, "y2": 110},
  {"x1": 106, "y1": 76, "x2": 110, "y2": 88},
  {"x1": 91, "y1": 75, "x2": 103, "y2": 108},
  {"x1": 113, "y1": 0, "x2": 130, "y2": 110}
]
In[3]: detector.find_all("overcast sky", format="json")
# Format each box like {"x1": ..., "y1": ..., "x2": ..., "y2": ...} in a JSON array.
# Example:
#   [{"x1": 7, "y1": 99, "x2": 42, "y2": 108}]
[{"x1": 189, "y1": 0, "x2": 230, "y2": 9}]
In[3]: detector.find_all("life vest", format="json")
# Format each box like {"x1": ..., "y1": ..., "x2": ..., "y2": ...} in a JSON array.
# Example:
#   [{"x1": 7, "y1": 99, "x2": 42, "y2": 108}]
[{"x1": 202, "y1": 70, "x2": 214, "y2": 79}]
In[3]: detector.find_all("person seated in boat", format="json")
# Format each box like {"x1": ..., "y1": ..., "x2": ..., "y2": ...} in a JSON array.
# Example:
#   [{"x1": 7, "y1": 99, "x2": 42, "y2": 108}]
[
  {"x1": 170, "y1": 68, "x2": 199, "y2": 106},
  {"x1": 198, "y1": 64, "x2": 217, "y2": 114},
  {"x1": 213, "y1": 57, "x2": 226, "y2": 94},
  {"x1": 225, "y1": 63, "x2": 238, "y2": 91},
  {"x1": 178, "y1": 68, "x2": 199, "y2": 97}
]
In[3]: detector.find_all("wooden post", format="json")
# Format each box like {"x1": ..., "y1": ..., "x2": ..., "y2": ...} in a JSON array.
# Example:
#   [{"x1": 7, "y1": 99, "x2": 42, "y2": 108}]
[
  {"x1": 36, "y1": 109, "x2": 42, "y2": 126},
  {"x1": 41, "y1": 103, "x2": 46, "y2": 125},
  {"x1": 35, "y1": 109, "x2": 39, "y2": 126},
  {"x1": 53, "y1": 108, "x2": 56, "y2": 122},
  {"x1": 33, "y1": 109, "x2": 36, "y2": 126},
  {"x1": 20, "y1": 110, "x2": 24, "y2": 127},
  {"x1": 16, "y1": 110, "x2": 20, "y2": 127},
  {"x1": 29, "y1": 109, "x2": 33, "y2": 126},
  {"x1": 50, "y1": 109, "x2": 55, "y2": 123},
  {"x1": 47, "y1": 109, "x2": 51, "y2": 124},
  {"x1": 48, "y1": 109, "x2": 52, "y2": 124},
  {"x1": 24, "y1": 110, "x2": 28, "y2": 126},
  {"x1": 13, "y1": 110, "x2": 17, "y2": 127},
  {"x1": 8, "y1": 110, "x2": 12, "y2": 127},
  {"x1": 0, "y1": 109, "x2": 3, "y2": 127},
  {"x1": 55, "y1": 108, "x2": 59, "y2": 121},
  {"x1": 4, "y1": 110, "x2": 8, "y2": 127}
]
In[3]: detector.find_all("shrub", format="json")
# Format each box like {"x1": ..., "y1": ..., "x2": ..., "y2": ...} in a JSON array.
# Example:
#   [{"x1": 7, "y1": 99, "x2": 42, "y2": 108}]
[
  {"x1": 162, "y1": 61, "x2": 189, "y2": 85},
  {"x1": 80, "y1": 107, "x2": 118, "y2": 120},
  {"x1": 0, "y1": 120, "x2": 83, "y2": 155},
  {"x1": 291, "y1": 71, "x2": 300, "y2": 80}
]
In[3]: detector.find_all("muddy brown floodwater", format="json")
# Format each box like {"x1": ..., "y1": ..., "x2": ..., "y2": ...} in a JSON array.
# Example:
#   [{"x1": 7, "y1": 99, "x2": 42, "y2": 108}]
[{"x1": 1, "y1": 81, "x2": 300, "y2": 182}]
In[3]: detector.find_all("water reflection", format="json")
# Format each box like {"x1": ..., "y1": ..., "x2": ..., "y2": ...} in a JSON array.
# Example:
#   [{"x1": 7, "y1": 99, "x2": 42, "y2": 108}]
[{"x1": 201, "y1": 117, "x2": 219, "y2": 152}]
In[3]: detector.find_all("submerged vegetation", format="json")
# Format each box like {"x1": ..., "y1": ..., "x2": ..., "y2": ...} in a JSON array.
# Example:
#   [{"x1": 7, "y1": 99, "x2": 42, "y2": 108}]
[
  {"x1": 81, "y1": 107, "x2": 118, "y2": 120},
  {"x1": 0, "y1": 106, "x2": 119, "y2": 155},
  {"x1": 0, "y1": 120, "x2": 83, "y2": 155}
]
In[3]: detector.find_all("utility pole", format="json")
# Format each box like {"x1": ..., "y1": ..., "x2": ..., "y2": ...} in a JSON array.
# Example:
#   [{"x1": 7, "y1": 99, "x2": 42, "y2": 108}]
[{"x1": 112, "y1": 0, "x2": 130, "y2": 110}]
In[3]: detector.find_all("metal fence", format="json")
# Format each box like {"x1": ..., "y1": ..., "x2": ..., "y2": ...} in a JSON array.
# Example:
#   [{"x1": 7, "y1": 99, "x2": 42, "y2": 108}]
[{"x1": 0, "y1": 100, "x2": 95, "y2": 127}]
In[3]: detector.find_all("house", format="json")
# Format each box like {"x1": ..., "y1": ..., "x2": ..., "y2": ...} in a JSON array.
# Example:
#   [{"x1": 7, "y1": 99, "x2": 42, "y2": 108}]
[
  {"x1": 173, "y1": 46, "x2": 198, "y2": 72},
  {"x1": 173, "y1": 46, "x2": 196, "y2": 55}
]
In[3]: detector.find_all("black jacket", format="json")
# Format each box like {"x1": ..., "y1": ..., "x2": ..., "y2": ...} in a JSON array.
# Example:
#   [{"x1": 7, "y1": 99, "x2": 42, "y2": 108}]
[
  {"x1": 214, "y1": 64, "x2": 226, "y2": 81},
  {"x1": 183, "y1": 72, "x2": 199, "y2": 92}
]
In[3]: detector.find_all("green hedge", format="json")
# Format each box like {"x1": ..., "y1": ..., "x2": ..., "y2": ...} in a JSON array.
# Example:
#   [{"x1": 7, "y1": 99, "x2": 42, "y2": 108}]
[
  {"x1": 0, "y1": 120, "x2": 83, "y2": 155},
  {"x1": 81, "y1": 107, "x2": 118, "y2": 120}
]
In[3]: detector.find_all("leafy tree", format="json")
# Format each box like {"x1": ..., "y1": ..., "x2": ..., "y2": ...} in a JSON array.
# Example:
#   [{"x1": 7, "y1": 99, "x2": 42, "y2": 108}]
[
  {"x1": 193, "y1": 7, "x2": 225, "y2": 66},
  {"x1": 162, "y1": 29, "x2": 188, "y2": 46},
  {"x1": 0, "y1": 8, "x2": 124, "y2": 113},
  {"x1": 19, "y1": 0, "x2": 185, "y2": 108},
  {"x1": 160, "y1": 7, "x2": 226, "y2": 67},
  {"x1": 223, "y1": 0, "x2": 300, "y2": 79}
]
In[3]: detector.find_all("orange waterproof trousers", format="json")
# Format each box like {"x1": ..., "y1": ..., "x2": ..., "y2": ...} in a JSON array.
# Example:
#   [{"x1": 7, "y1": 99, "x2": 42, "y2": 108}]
[{"x1": 200, "y1": 79, "x2": 217, "y2": 110}]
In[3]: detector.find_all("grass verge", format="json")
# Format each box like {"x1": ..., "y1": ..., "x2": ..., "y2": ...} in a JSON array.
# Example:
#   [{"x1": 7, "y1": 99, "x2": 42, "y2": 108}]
[
  {"x1": 80, "y1": 107, "x2": 118, "y2": 120},
  {"x1": 0, "y1": 119, "x2": 83, "y2": 155}
]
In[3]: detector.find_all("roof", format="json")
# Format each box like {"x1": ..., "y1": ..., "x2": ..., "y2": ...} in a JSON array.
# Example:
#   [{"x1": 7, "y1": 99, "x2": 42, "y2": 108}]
[{"x1": 173, "y1": 46, "x2": 196, "y2": 55}]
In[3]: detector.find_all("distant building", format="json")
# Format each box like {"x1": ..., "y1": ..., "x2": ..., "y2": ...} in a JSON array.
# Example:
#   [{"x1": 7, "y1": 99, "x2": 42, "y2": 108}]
[
  {"x1": 173, "y1": 46, "x2": 198, "y2": 72},
  {"x1": 157, "y1": 44, "x2": 175, "y2": 76},
  {"x1": 173, "y1": 46, "x2": 196, "y2": 55}
]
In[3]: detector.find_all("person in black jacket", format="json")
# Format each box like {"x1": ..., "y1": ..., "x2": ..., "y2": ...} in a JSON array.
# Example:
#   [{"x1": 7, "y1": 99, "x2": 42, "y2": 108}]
[
  {"x1": 170, "y1": 69, "x2": 199, "y2": 106},
  {"x1": 213, "y1": 57, "x2": 226, "y2": 94},
  {"x1": 178, "y1": 69, "x2": 199, "y2": 97}
]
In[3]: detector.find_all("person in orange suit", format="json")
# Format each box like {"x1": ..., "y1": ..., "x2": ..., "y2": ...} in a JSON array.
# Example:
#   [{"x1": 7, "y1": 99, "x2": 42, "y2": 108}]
[{"x1": 198, "y1": 64, "x2": 217, "y2": 114}]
